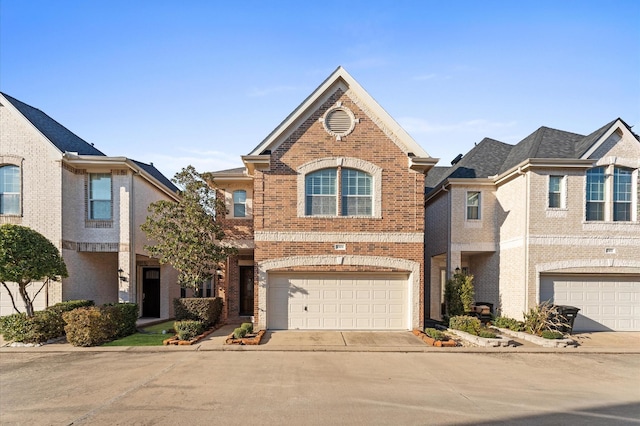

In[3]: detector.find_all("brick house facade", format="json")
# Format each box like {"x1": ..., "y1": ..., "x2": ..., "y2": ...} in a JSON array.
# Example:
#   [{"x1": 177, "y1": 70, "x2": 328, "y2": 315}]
[
  {"x1": 0, "y1": 92, "x2": 181, "y2": 318},
  {"x1": 210, "y1": 67, "x2": 437, "y2": 330},
  {"x1": 425, "y1": 119, "x2": 640, "y2": 331}
]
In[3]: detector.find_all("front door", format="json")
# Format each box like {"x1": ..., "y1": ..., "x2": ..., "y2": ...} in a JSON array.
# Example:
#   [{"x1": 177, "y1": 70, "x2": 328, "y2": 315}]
[
  {"x1": 142, "y1": 268, "x2": 161, "y2": 317},
  {"x1": 239, "y1": 266, "x2": 254, "y2": 316}
]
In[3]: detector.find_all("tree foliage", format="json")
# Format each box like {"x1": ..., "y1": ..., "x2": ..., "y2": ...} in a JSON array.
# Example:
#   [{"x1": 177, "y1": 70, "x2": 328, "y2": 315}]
[
  {"x1": 141, "y1": 166, "x2": 236, "y2": 293},
  {"x1": 444, "y1": 270, "x2": 475, "y2": 317},
  {"x1": 0, "y1": 224, "x2": 68, "y2": 317}
]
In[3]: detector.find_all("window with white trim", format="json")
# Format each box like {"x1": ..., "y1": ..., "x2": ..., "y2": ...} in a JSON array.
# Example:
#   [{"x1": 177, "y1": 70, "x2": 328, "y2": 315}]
[
  {"x1": 586, "y1": 165, "x2": 636, "y2": 222},
  {"x1": 233, "y1": 190, "x2": 246, "y2": 218},
  {"x1": 88, "y1": 173, "x2": 112, "y2": 220},
  {"x1": 0, "y1": 165, "x2": 20, "y2": 215},
  {"x1": 548, "y1": 175, "x2": 565, "y2": 208},
  {"x1": 305, "y1": 167, "x2": 373, "y2": 217},
  {"x1": 466, "y1": 191, "x2": 480, "y2": 220}
]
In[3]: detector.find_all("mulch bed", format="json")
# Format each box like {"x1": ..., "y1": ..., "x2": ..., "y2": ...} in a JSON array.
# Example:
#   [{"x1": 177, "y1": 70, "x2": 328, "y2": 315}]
[
  {"x1": 412, "y1": 329, "x2": 458, "y2": 347},
  {"x1": 163, "y1": 324, "x2": 224, "y2": 346},
  {"x1": 225, "y1": 330, "x2": 266, "y2": 345}
]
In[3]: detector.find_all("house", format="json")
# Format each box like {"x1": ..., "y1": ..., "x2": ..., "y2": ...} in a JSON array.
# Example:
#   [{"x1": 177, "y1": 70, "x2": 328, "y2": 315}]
[
  {"x1": 0, "y1": 92, "x2": 181, "y2": 318},
  {"x1": 210, "y1": 67, "x2": 437, "y2": 330},
  {"x1": 425, "y1": 119, "x2": 640, "y2": 331}
]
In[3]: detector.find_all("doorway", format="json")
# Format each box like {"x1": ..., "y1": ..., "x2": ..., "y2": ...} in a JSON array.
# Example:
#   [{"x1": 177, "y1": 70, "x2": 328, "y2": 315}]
[
  {"x1": 239, "y1": 266, "x2": 254, "y2": 316},
  {"x1": 142, "y1": 268, "x2": 161, "y2": 317}
]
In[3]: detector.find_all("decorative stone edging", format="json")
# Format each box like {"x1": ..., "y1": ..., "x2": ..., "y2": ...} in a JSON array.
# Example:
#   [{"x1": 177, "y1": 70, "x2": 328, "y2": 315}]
[
  {"x1": 412, "y1": 329, "x2": 457, "y2": 347},
  {"x1": 495, "y1": 327, "x2": 577, "y2": 348},
  {"x1": 225, "y1": 330, "x2": 266, "y2": 345},
  {"x1": 447, "y1": 329, "x2": 515, "y2": 347},
  {"x1": 163, "y1": 324, "x2": 223, "y2": 346}
]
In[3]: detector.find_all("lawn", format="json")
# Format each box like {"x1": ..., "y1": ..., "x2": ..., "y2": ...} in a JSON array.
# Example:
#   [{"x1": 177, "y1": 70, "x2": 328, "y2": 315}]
[{"x1": 102, "y1": 320, "x2": 175, "y2": 346}]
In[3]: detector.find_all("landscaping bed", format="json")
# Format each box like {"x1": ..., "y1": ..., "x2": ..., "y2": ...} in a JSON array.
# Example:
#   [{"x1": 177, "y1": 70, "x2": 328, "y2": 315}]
[
  {"x1": 163, "y1": 323, "x2": 223, "y2": 345},
  {"x1": 447, "y1": 328, "x2": 514, "y2": 347},
  {"x1": 496, "y1": 327, "x2": 577, "y2": 348},
  {"x1": 412, "y1": 329, "x2": 457, "y2": 347},
  {"x1": 225, "y1": 329, "x2": 266, "y2": 345}
]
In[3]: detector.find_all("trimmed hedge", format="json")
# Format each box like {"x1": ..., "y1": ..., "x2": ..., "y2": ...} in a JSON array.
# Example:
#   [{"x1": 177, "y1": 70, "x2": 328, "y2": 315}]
[
  {"x1": 240, "y1": 322, "x2": 253, "y2": 334},
  {"x1": 173, "y1": 297, "x2": 223, "y2": 327},
  {"x1": 104, "y1": 303, "x2": 139, "y2": 337},
  {"x1": 0, "y1": 300, "x2": 94, "y2": 344},
  {"x1": 233, "y1": 327, "x2": 247, "y2": 339},
  {"x1": 174, "y1": 320, "x2": 204, "y2": 341},
  {"x1": 449, "y1": 315, "x2": 482, "y2": 335},
  {"x1": 63, "y1": 306, "x2": 117, "y2": 347}
]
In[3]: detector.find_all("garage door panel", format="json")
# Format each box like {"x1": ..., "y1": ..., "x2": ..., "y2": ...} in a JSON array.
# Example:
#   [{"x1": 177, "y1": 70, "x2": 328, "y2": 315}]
[
  {"x1": 267, "y1": 274, "x2": 408, "y2": 330},
  {"x1": 540, "y1": 274, "x2": 640, "y2": 332}
]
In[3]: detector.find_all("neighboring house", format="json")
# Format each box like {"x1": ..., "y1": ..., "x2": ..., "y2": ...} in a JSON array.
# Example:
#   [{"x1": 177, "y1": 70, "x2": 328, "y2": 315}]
[
  {"x1": 0, "y1": 92, "x2": 181, "y2": 318},
  {"x1": 425, "y1": 119, "x2": 640, "y2": 331},
  {"x1": 210, "y1": 67, "x2": 437, "y2": 330}
]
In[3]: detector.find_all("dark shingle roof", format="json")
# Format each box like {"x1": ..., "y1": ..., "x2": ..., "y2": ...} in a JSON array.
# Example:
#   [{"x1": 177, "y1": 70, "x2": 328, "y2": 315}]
[
  {"x1": 1, "y1": 92, "x2": 106, "y2": 156},
  {"x1": 425, "y1": 138, "x2": 512, "y2": 192},
  {"x1": 574, "y1": 119, "x2": 618, "y2": 157},
  {"x1": 130, "y1": 160, "x2": 179, "y2": 193},
  {"x1": 499, "y1": 127, "x2": 584, "y2": 172}
]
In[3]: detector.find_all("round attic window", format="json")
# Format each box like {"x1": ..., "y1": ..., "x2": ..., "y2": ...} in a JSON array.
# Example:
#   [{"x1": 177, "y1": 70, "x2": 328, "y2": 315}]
[{"x1": 321, "y1": 104, "x2": 357, "y2": 140}]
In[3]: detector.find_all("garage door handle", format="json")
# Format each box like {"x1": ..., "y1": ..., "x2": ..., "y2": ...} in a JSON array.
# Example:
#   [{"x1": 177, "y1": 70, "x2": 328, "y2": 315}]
[{"x1": 304, "y1": 306, "x2": 308, "y2": 311}]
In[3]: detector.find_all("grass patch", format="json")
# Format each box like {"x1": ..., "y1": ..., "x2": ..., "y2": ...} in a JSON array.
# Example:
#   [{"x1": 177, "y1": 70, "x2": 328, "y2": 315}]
[{"x1": 102, "y1": 321, "x2": 175, "y2": 346}]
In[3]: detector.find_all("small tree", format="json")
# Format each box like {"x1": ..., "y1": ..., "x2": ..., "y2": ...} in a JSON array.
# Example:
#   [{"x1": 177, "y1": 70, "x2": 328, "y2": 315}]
[
  {"x1": 0, "y1": 224, "x2": 68, "y2": 317},
  {"x1": 444, "y1": 270, "x2": 475, "y2": 318},
  {"x1": 141, "y1": 166, "x2": 236, "y2": 295}
]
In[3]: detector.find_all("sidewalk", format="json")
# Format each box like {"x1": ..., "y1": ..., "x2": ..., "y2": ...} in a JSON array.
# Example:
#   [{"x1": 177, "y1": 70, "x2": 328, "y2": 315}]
[{"x1": 2, "y1": 324, "x2": 639, "y2": 353}]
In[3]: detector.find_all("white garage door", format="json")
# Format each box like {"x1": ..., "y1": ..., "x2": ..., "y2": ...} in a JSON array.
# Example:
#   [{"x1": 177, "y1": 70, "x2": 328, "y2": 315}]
[
  {"x1": 540, "y1": 274, "x2": 640, "y2": 332},
  {"x1": 267, "y1": 273, "x2": 409, "y2": 330}
]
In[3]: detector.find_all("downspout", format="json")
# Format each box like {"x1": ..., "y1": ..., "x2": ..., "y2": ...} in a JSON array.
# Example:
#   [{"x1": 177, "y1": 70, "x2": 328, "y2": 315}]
[
  {"x1": 130, "y1": 170, "x2": 137, "y2": 309},
  {"x1": 521, "y1": 168, "x2": 529, "y2": 311}
]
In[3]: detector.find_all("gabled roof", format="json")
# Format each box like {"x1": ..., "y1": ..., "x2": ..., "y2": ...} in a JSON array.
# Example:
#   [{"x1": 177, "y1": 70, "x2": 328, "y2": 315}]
[
  {"x1": 1, "y1": 92, "x2": 106, "y2": 156},
  {"x1": 425, "y1": 138, "x2": 512, "y2": 190},
  {"x1": 130, "y1": 160, "x2": 179, "y2": 193},
  {"x1": 245, "y1": 66, "x2": 432, "y2": 159}
]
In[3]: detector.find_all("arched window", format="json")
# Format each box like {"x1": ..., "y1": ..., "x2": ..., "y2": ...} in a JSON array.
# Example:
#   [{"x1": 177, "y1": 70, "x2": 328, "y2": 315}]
[
  {"x1": 341, "y1": 168, "x2": 372, "y2": 216},
  {"x1": 0, "y1": 165, "x2": 20, "y2": 215},
  {"x1": 305, "y1": 169, "x2": 337, "y2": 215},
  {"x1": 233, "y1": 190, "x2": 247, "y2": 217},
  {"x1": 586, "y1": 165, "x2": 636, "y2": 222}
]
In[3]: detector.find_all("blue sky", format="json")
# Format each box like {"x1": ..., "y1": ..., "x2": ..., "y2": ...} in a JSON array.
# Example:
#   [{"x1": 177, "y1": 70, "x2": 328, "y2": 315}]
[{"x1": 2, "y1": 1, "x2": 639, "y2": 180}]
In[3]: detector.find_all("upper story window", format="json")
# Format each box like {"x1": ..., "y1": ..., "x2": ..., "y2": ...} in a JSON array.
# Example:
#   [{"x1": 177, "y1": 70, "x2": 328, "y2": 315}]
[
  {"x1": 341, "y1": 169, "x2": 372, "y2": 216},
  {"x1": 233, "y1": 190, "x2": 247, "y2": 218},
  {"x1": 586, "y1": 165, "x2": 636, "y2": 222},
  {"x1": 89, "y1": 173, "x2": 112, "y2": 220},
  {"x1": 548, "y1": 175, "x2": 565, "y2": 208},
  {"x1": 466, "y1": 191, "x2": 481, "y2": 220},
  {"x1": 0, "y1": 165, "x2": 20, "y2": 215},
  {"x1": 306, "y1": 169, "x2": 337, "y2": 215}
]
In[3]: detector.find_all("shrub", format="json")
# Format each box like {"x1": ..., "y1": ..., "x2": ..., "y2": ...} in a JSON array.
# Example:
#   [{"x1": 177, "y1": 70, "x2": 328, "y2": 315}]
[
  {"x1": 478, "y1": 329, "x2": 497, "y2": 339},
  {"x1": 523, "y1": 302, "x2": 569, "y2": 336},
  {"x1": 47, "y1": 300, "x2": 94, "y2": 314},
  {"x1": 240, "y1": 322, "x2": 253, "y2": 334},
  {"x1": 233, "y1": 327, "x2": 247, "y2": 339},
  {"x1": 493, "y1": 316, "x2": 524, "y2": 331},
  {"x1": 104, "y1": 303, "x2": 138, "y2": 337},
  {"x1": 444, "y1": 272, "x2": 475, "y2": 317},
  {"x1": 424, "y1": 328, "x2": 447, "y2": 341},
  {"x1": 174, "y1": 320, "x2": 204, "y2": 341},
  {"x1": 0, "y1": 309, "x2": 66, "y2": 343},
  {"x1": 541, "y1": 330, "x2": 565, "y2": 339},
  {"x1": 63, "y1": 307, "x2": 117, "y2": 347},
  {"x1": 173, "y1": 297, "x2": 223, "y2": 327},
  {"x1": 449, "y1": 315, "x2": 482, "y2": 335}
]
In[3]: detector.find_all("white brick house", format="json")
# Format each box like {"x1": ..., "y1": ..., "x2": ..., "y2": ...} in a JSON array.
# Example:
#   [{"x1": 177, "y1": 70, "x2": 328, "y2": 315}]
[
  {"x1": 0, "y1": 92, "x2": 181, "y2": 318},
  {"x1": 425, "y1": 119, "x2": 640, "y2": 331}
]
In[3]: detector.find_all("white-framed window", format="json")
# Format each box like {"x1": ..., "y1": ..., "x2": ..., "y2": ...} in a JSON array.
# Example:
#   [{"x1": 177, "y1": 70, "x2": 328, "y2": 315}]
[
  {"x1": 305, "y1": 168, "x2": 374, "y2": 217},
  {"x1": 305, "y1": 169, "x2": 337, "y2": 215},
  {"x1": 466, "y1": 191, "x2": 481, "y2": 220},
  {"x1": 548, "y1": 175, "x2": 565, "y2": 208},
  {"x1": 233, "y1": 190, "x2": 246, "y2": 218},
  {"x1": 0, "y1": 165, "x2": 20, "y2": 215},
  {"x1": 586, "y1": 165, "x2": 637, "y2": 222},
  {"x1": 88, "y1": 173, "x2": 112, "y2": 220}
]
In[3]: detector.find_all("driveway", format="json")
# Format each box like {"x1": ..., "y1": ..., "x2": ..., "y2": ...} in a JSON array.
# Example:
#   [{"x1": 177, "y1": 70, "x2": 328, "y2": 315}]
[{"x1": 1, "y1": 350, "x2": 638, "y2": 425}]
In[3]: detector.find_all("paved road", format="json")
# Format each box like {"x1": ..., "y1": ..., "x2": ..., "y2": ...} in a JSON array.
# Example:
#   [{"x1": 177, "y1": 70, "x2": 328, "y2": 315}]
[{"x1": 1, "y1": 351, "x2": 639, "y2": 425}]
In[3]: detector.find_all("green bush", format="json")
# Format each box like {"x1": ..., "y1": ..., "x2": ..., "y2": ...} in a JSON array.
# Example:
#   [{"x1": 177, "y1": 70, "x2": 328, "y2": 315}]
[
  {"x1": 63, "y1": 307, "x2": 117, "y2": 347},
  {"x1": 104, "y1": 303, "x2": 138, "y2": 337},
  {"x1": 174, "y1": 320, "x2": 204, "y2": 341},
  {"x1": 493, "y1": 316, "x2": 524, "y2": 331},
  {"x1": 173, "y1": 297, "x2": 223, "y2": 327},
  {"x1": 424, "y1": 328, "x2": 447, "y2": 341},
  {"x1": 47, "y1": 300, "x2": 94, "y2": 314},
  {"x1": 478, "y1": 329, "x2": 497, "y2": 339},
  {"x1": 449, "y1": 315, "x2": 482, "y2": 335},
  {"x1": 240, "y1": 322, "x2": 253, "y2": 334},
  {"x1": 444, "y1": 272, "x2": 475, "y2": 317},
  {"x1": 233, "y1": 327, "x2": 247, "y2": 339},
  {"x1": 541, "y1": 330, "x2": 564, "y2": 339}
]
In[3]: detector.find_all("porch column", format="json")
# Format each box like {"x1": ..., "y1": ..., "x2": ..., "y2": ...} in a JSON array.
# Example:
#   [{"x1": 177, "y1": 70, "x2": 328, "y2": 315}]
[{"x1": 118, "y1": 250, "x2": 132, "y2": 303}]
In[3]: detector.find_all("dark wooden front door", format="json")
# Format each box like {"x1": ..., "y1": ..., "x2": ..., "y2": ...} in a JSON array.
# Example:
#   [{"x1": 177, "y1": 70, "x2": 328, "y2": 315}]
[
  {"x1": 239, "y1": 266, "x2": 254, "y2": 316},
  {"x1": 142, "y1": 268, "x2": 161, "y2": 317}
]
